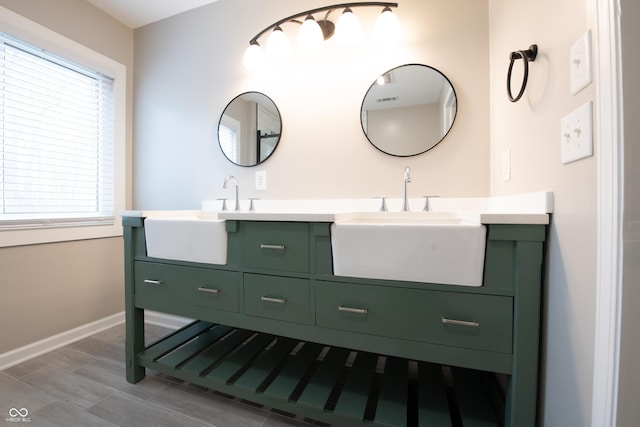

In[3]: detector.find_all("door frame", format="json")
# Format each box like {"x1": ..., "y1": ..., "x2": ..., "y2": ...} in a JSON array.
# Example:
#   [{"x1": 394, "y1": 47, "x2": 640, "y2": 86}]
[{"x1": 591, "y1": 0, "x2": 624, "y2": 425}]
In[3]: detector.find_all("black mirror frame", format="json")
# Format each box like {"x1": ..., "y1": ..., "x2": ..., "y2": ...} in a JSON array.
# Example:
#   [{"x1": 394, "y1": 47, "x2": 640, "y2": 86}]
[
  {"x1": 360, "y1": 63, "x2": 457, "y2": 157},
  {"x1": 218, "y1": 91, "x2": 282, "y2": 167}
]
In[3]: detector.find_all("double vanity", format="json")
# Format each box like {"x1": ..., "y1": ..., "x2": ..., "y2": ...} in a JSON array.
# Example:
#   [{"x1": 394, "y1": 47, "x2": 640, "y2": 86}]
[{"x1": 122, "y1": 192, "x2": 551, "y2": 426}]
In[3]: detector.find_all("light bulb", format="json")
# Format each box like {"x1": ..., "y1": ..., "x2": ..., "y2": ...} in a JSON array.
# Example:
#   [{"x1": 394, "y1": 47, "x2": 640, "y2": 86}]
[
  {"x1": 334, "y1": 8, "x2": 362, "y2": 46},
  {"x1": 243, "y1": 42, "x2": 265, "y2": 71},
  {"x1": 298, "y1": 15, "x2": 324, "y2": 51},
  {"x1": 373, "y1": 7, "x2": 400, "y2": 46},
  {"x1": 266, "y1": 26, "x2": 291, "y2": 60}
]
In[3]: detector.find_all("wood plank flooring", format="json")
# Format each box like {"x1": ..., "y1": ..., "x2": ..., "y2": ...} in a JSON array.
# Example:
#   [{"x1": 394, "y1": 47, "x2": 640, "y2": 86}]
[{"x1": 0, "y1": 323, "x2": 318, "y2": 427}]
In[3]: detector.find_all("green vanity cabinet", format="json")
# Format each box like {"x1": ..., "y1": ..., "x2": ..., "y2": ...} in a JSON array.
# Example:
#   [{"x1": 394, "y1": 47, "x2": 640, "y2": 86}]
[{"x1": 123, "y1": 217, "x2": 546, "y2": 427}]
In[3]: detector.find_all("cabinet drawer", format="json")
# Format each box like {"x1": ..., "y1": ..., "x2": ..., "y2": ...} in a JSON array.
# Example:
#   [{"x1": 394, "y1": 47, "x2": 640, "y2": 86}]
[
  {"x1": 243, "y1": 273, "x2": 310, "y2": 325},
  {"x1": 242, "y1": 222, "x2": 309, "y2": 273},
  {"x1": 316, "y1": 281, "x2": 513, "y2": 354},
  {"x1": 135, "y1": 261, "x2": 239, "y2": 312}
]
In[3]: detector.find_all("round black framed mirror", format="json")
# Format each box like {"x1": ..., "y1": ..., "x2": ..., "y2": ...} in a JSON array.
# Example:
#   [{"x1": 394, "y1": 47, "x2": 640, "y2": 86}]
[
  {"x1": 361, "y1": 64, "x2": 457, "y2": 157},
  {"x1": 218, "y1": 91, "x2": 282, "y2": 166}
]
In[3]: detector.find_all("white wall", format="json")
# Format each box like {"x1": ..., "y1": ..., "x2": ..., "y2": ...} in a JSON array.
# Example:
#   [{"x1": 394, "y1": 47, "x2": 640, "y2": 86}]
[
  {"x1": 132, "y1": 0, "x2": 490, "y2": 209},
  {"x1": 488, "y1": 0, "x2": 596, "y2": 426}
]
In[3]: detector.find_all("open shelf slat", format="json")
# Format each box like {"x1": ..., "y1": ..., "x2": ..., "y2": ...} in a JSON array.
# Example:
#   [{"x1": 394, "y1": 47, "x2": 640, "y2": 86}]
[
  {"x1": 297, "y1": 347, "x2": 351, "y2": 411},
  {"x1": 157, "y1": 324, "x2": 233, "y2": 368},
  {"x1": 233, "y1": 337, "x2": 299, "y2": 393},
  {"x1": 332, "y1": 352, "x2": 379, "y2": 421},
  {"x1": 263, "y1": 342, "x2": 325, "y2": 401},
  {"x1": 137, "y1": 321, "x2": 503, "y2": 427},
  {"x1": 374, "y1": 357, "x2": 409, "y2": 426},
  {"x1": 207, "y1": 333, "x2": 275, "y2": 383},
  {"x1": 179, "y1": 328, "x2": 254, "y2": 376},
  {"x1": 140, "y1": 320, "x2": 215, "y2": 364}
]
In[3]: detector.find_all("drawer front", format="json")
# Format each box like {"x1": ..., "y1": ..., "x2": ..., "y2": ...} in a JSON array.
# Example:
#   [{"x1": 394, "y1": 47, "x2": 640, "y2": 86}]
[
  {"x1": 316, "y1": 281, "x2": 513, "y2": 354},
  {"x1": 242, "y1": 222, "x2": 309, "y2": 273},
  {"x1": 135, "y1": 261, "x2": 239, "y2": 312},
  {"x1": 243, "y1": 273, "x2": 310, "y2": 325}
]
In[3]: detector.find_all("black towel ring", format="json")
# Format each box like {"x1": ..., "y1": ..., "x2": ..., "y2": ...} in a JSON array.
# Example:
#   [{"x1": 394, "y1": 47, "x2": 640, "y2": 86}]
[{"x1": 507, "y1": 44, "x2": 538, "y2": 102}]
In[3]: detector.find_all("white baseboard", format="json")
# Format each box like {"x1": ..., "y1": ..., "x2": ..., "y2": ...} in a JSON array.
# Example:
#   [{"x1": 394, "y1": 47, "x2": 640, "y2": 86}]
[
  {"x1": 0, "y1": 311, "x2": 194, "y2": 372},
  {"x1": 0, "y1": 311, "x2": 125, "y2": 371},
  {"x1": 144, "y1": 310, "x2": 193, "y2": 329}
]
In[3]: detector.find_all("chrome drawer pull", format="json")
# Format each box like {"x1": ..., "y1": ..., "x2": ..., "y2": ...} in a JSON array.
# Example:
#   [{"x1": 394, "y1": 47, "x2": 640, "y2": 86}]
[
  {"x1": 143, "y1": 279, "x2": 163, "y2": 285},
  {"x1": 261, "y1": 296, "x2": 286, "y2": 304},
  {"x1": 442, "y1": 317, "x2": 480, "y2": 328},
  {"x1": 197, "y1": 287, "x2": 220, "y2": 294},
  {"x1": 338, "y1": 306, "x2": 368, "y2": 315},
  {"x1": 260, "y1": 244, "x2": 286, "y2": 250}
]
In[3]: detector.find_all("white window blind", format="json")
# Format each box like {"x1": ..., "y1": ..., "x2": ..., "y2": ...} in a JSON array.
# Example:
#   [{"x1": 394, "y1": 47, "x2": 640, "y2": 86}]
[{"x1": 0, "y1": 33, "x2": 115, "y2": 228}]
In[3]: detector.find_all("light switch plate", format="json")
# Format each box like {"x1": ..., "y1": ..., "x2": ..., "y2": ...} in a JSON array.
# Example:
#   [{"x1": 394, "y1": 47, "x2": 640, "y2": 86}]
[
  {"x1": 561, "y1": 101, "x2": 593, "y2": 164},
  {"x1": 255, "y1": 170, "x2": 267, "y2": 190},
  {"x1": 570, "y1": 31, "x2": 592, "y2": 95}
]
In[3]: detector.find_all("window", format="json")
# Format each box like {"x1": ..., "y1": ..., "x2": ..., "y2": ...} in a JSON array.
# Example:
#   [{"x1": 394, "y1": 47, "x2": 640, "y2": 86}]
[
  {"x1": 1, "y1": 34, "x2": 115, "y2": 225},
  {"x1": 0, "y1": 6, "x2": 126, "y2": 247}
]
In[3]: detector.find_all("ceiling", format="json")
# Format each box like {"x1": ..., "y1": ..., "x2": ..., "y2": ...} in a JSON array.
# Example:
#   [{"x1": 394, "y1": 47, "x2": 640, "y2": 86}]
[{"x1": 86, "y1": 0, "x2": 221, "y2": 28}]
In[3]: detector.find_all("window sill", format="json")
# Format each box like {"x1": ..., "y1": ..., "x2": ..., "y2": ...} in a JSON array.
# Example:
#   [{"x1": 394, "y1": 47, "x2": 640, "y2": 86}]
[{"x1": 0, "y1": 221, "x2": 123, "y2": 248}]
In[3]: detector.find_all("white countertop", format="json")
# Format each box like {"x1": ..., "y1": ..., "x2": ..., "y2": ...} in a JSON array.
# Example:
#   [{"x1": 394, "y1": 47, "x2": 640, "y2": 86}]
[
  {"x1": 121, "y1": 191, "x2": 553, "y2": 225},
  {"x1": 217, "y1": 211, "x2": 338, "y2": 222},
  {"x1": 120, "y1": 209, "x2": 203, "y2": 218},
  {"x1": 214, "y1": 211, "x2": 550, "y2": 224}
]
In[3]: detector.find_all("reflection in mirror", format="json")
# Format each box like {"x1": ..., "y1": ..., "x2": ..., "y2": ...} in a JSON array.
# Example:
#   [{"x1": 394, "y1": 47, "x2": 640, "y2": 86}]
[
  {"x1": 218, "y1": 92, "x2": 282, "y2": 166},
  {"x1": 361, "y1": 64, "x2": 457, "y2": 157}
]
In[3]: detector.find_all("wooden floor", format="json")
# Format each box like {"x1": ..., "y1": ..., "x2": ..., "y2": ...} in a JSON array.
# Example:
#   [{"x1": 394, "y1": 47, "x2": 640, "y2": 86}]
[{"x1": 0, "y1": 323, "x2": 318, "y2": 427}]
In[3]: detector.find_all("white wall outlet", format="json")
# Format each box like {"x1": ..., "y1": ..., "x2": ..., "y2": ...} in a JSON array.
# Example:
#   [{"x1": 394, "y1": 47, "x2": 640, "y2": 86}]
[
  {"x1": 561, "y1": 101, "x2": 593, "y2": 164},
  {"x1": 255, "y1": 170, "x2": 267, "y2": 190},
  {"x1": 502, "y1": 150, "x2": 511, "y2": 181},
  {"x1": 570, "y1": 30, "x2": 592, "y2": 95}
]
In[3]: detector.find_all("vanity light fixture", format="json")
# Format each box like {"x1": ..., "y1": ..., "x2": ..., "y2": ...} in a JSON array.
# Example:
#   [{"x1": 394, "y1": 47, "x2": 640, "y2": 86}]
[
  {"x1": 372, "y1": 6, "x2": 400, "y2": 46},
  {"x1": 243, "y1": 2, "x2": 399, "y2": 70},
  {"x1": 266, "y1": 25, "x2": 292, "y2": 60},
  {"x1": 298, "y1": 15, "x2": 325, "y2": 51},
  {"x1": 334, "y1": 7, "x2": 363, "y2": 46}
]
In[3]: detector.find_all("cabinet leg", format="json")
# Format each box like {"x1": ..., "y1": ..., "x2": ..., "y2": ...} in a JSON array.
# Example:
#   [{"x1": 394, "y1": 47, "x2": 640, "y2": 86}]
[
  {"x1": 504, "y1": 240, "x2": 543, "y2": 426},
  {"x1": 125, "y1": 307, "x2": 145, "y2": 383}
]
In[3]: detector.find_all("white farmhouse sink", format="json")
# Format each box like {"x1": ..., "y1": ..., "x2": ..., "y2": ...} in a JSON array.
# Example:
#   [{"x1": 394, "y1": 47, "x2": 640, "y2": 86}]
[
  {"x1": 333, "y1": 211, "x2": 479, "y2": 224},
  {"x1": 144, "y1": 213, "x2": 227, "y2": 265},
  {"x1": 330, "y1": 212, "x2": 486, "y2": 286}
]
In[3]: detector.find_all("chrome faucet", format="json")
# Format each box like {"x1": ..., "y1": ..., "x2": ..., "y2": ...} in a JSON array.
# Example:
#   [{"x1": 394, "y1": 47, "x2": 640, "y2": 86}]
[
  {"x1": 402, "y1": 166, "x2": 411, "y2": 211},
  {"x1": 223, "y1": 175, "x2": 239, "y2": 211}
]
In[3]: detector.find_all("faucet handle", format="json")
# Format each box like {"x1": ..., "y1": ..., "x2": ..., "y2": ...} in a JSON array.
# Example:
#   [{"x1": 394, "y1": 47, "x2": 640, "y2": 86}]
[
  {"x1": 374, "y1": 196, "x2": 388, "y2": 212},
  {"x1": 216, "y1": 198, "x2": 228, "y2": 211},
  {"x1": 422, "y1": 195, "x2": 440, "y2": 211},
  {"x1": 248, "y1": 198, "x2": 259, "y2": 212}
]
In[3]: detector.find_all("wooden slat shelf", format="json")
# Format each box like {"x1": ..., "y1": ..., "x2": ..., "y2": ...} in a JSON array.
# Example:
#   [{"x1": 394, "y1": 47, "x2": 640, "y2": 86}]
[{"x1": 137, "y1": 320, "x2": 504, "y2": 427}]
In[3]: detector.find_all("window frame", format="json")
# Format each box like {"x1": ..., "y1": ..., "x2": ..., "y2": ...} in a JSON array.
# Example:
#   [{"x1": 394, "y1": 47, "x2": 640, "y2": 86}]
[{"x1": 0, "y1": 6, "x2": 126, "y2": 248}]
